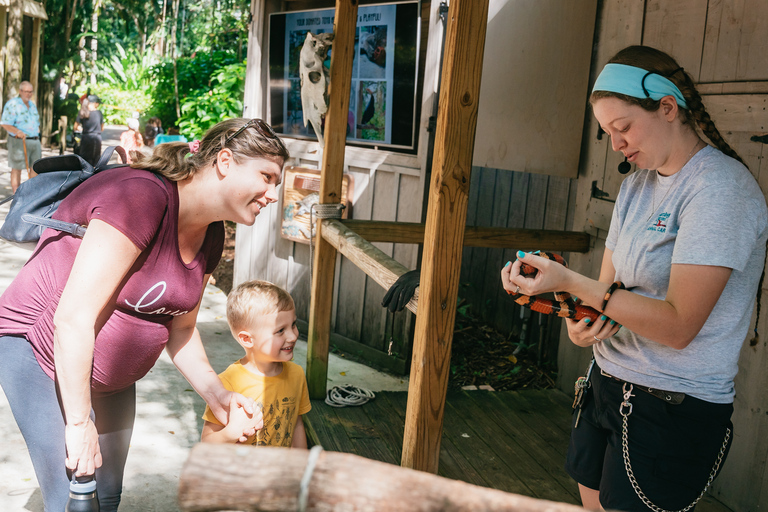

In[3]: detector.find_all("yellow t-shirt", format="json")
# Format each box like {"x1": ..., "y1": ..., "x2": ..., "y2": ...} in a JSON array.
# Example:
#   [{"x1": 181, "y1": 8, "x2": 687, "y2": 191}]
[{"x1": 202, "y1": 360, "x2": 311, "y2": 447}]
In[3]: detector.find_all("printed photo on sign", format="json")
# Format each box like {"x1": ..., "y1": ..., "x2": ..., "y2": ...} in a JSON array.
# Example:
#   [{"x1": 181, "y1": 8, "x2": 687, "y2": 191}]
[
  {"x1": 268, "y1": 2, "x2": 419, "y2": 150},
  {"x1": 357, "y1": 81, "x2": 386, "y2": 141},
  {"x1": 358, "y1": 25, "x2": 387, "y2": 79}
]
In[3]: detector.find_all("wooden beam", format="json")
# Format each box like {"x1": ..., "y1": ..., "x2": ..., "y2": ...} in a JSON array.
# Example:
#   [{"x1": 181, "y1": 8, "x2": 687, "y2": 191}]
[
  {"x1": 306, "y1": 0, "x2": 357, "y2": 400},
  {"x1": 402, "y1": 0, "x2": 490, "y2": 473},
  {"x1": 322, "y1": 219, "x2": 418, "y2": 314},
  {"x1": 340, "y1": 220, "x2": 591, "y2": 252}
]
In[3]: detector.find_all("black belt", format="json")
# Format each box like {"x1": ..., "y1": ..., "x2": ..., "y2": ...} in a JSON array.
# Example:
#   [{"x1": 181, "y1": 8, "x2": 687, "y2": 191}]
[
  {"x1": 601, "y1": 369, "x2": 685, "y2": 405},
  {"x1": 13, "y1": 136, "x2": 39, "y2": 140}
]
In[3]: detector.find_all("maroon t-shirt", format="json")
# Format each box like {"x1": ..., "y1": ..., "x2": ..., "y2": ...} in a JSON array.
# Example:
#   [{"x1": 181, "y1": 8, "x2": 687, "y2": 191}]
[{"x1": 0, "y1": 167, "x2": 224, "y2": 392}]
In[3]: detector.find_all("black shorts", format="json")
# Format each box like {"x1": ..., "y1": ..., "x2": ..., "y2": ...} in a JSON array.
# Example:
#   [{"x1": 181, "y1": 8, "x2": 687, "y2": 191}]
[{"x1": 564, "y1": 363, "x2": 733, "y2": 511}]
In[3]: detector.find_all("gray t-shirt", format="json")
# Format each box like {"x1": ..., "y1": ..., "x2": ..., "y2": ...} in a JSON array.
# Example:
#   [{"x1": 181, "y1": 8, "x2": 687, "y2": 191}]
[{"x1": 598, "y1": 145, "x2": 768, "y2": 403}]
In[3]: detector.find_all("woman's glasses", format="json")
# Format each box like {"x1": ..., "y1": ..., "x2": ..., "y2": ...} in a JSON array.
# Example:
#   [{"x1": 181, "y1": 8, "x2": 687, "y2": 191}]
[{"x1": 225, "y1": 118, "x2": 278, "y2": 145}]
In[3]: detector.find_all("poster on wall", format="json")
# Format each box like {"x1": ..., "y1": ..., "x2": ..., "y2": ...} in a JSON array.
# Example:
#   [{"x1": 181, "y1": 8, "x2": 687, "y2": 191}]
[{"x1": 269, "y1": 2, "x2": 420, "y2": 151}]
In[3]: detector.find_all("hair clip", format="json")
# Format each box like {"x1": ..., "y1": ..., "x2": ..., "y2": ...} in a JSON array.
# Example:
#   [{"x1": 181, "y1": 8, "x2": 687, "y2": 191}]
[{"x1": 188, "y1": 140, "x2": 200, "y2": 154}]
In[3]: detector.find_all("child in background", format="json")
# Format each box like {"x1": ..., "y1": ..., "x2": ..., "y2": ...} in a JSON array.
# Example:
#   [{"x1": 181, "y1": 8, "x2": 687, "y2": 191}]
[
  {"x1": 119, "y1": 118, "x2": 144, "y2": 163},
  {"x1": 201, "y1": 280, "x2": 310, "y2": 447}
]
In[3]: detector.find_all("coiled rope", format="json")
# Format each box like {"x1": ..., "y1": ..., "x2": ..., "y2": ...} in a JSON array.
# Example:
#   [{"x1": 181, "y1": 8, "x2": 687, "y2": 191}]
[{"x1": 324, "y1": 385, "x2": 375, "y2": 407}]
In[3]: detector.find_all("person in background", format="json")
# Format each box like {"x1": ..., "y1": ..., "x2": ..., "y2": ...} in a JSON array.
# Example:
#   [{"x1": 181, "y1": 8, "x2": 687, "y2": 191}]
[
  {"x1": 0, "y1": 118, "x2": 288, "y2": 511},
  {"x1": 0, "y1": 81, "x2": 41, "y2": 193},
  {"x1": 201, "y1": 280, "x2": 310, "y2": 448},
  {"x1": 154, "y1": 126, "x2": 188, "y2": 146},
  {"x1": 501, "y1": 45, "x2": 768, "y2": 511},
  {"x1": 143, "y1": 117, "x2": 164, "y2": 147},
  {"x1": 74, "y1": 95, "x2": 105, "y2": 166},
  {"x1": 119, "y1": 118, "x2": 144, "y2": 164}
]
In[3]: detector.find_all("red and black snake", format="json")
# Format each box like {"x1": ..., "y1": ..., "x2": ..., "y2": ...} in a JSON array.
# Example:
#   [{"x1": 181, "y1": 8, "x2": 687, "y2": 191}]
[{"x1": 507, "y1": 252, "x2": 622, "y2": 322}]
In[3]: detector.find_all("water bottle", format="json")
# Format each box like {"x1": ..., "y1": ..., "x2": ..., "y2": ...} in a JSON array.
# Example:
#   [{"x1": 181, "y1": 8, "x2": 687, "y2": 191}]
[{"x1": 65, "y1": 475, "x2": 100, "y2": 512}]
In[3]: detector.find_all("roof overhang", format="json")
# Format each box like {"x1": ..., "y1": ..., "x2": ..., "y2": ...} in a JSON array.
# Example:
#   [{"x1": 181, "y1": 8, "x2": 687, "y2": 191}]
[{"x1": 0, "y1": 0, "x2": 48, "y2": 20}]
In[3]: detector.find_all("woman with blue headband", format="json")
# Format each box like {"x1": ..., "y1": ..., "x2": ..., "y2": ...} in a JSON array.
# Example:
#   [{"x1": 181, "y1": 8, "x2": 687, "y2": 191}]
[{"x1": 502, "y1": 46, "x2": 767, "y2": 510}]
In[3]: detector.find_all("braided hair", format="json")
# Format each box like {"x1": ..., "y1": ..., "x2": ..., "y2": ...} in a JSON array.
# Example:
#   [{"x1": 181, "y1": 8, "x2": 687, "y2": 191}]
[
  {"x1": 130, "y1": 118, "x2": 289, "y2": 182},
  {"x1": 591, "y1": 45, "x2": 765, "y2": 345}
]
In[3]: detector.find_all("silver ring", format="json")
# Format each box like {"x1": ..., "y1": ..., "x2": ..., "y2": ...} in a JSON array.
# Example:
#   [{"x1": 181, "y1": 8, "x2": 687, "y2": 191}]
[
  {"x1": 514, "y1": 286, "x2": 521, "y2": 295},
  {"x1": 593, "y1": 335, "x2": 603, "y2": 342}
]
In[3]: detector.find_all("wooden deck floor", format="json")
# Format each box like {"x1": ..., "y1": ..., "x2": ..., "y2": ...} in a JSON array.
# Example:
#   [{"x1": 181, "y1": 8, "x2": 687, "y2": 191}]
[{"x1": 304, "y1": 389, "x2": 731, "y2": 510}]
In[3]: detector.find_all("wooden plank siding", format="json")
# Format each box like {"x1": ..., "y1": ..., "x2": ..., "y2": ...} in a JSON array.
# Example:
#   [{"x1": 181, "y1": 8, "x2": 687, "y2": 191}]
[{"x1": 459, "y1": 167, "x2": 578, "y2": 352}]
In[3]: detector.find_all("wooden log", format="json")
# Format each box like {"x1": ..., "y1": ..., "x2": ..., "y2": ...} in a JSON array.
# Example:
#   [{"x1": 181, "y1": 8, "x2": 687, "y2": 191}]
[
  {"x1": 178, "y1": 443, "x2": 587, "y2": 512},
  {"x1": 322, "y1": 219, "x2": 418, "y2": 314},
  {"x1": 340, "y1": 220, "x2": 591, "y2": 252},
  {"x1": 306, "y1": 0, "x2": 358, "y2": 400},
  {"x1": 402, "y1": 0, "x2": 490, "y2": 473}
]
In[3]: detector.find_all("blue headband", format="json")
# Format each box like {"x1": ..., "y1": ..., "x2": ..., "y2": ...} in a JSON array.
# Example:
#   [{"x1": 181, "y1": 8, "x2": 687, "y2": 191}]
[{"x1": 592, "y1": 63, "x2": 688, "y2": 109}]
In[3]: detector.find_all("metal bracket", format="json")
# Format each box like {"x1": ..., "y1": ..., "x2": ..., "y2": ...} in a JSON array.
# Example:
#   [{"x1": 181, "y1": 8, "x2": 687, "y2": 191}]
[
  {"x1": 439, "y1": 1, "x2": 449, "y2": 19},
  {"x1": 591, "y1": 180, "x2": 615, "y2": 203}
]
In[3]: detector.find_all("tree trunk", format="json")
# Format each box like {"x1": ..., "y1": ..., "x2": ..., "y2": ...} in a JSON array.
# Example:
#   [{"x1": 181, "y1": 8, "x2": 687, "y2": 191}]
[
  {"x1": 171, "y1": 0, "x2": 181, "y2": 118},
  {"x1": 63, "y1": 0, "x2": 79, "y2": 50},
  {"x1": 4, "y1": 0, "x2": 24, "y2": 103},
  {"x1": 39, "y1": 81, "x2": 55, "y2": 146},
  {"x1": 179, "y1": 444, "x2": 586, "y2": 512},
  {"x1": 159, "y1": 0, "x2": 167, "y2": 57},
  {"x1": 90, "y1": 0, "x2": 100, "y2": 85}
]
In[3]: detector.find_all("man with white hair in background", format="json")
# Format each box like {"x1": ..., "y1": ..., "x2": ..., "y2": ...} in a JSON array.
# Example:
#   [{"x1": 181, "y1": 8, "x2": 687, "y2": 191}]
[{"x1": 1, "y1": 81, "x2": 41, "y2": 193}]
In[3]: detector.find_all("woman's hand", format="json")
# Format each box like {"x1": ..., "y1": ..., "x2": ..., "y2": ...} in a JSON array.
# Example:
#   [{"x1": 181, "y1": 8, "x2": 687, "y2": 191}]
[
  {"x1": 65, "y1": 418, "x2": 103, "y2": 477},
  {"x1": 565, "y1": 315, "x2": 621, "y2": 348},
  {"x1": 214, "y1": 392, "x2": 262, "y2": 443},
  {"x1": 501, "y1": 251, "x2": 573, "y2": 297},
  {"x1": 221, "y1": 394, "x2": 263, "y2": 443}
]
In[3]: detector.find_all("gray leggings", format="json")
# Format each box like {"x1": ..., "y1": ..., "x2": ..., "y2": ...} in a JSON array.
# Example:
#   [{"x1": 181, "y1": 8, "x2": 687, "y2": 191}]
[{"x1": 0, "y1": 336, "x2": 135, "y2": 512}]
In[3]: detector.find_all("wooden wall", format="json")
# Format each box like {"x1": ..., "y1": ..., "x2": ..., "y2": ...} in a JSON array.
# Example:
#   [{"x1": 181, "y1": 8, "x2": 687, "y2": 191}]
[
  {"x1": 459, "y1": 166, "x2": 578, "y2": 364},
  {"x1": 559, "y1": 1, "x2": 768, "y2": 509}
]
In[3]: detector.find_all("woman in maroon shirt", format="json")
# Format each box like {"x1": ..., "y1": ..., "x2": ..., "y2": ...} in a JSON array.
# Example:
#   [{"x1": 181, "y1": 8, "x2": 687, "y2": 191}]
[{"x1": 0, "y1": 118, "x2": 289, "y2": 511}]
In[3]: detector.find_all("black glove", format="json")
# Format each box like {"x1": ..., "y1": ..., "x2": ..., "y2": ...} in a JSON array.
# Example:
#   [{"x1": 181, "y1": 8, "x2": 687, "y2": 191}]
[{"x1": 381, "y1": 269, "x2": 420, "y2": 313}]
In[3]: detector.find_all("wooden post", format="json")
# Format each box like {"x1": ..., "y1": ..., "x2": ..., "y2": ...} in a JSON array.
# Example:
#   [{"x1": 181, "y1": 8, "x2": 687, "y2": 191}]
[
  {"x1": 242, "y1": 0, "x2": 265, "y2": 118},
  {"x1": 401, "y1": 0, "x2": 490, "y2": 473},
  {"x1": 306, "y1": 0, "x2": 358, "y2": 399},
  {"x1": 29, "y1": 18, "x2": 42, "y2": 99}
]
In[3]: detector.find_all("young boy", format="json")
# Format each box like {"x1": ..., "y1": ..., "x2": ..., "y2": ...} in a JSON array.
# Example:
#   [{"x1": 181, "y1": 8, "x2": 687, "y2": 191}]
[{"x1": 201, "y1": 280, "x2": 311, "y2": 447}]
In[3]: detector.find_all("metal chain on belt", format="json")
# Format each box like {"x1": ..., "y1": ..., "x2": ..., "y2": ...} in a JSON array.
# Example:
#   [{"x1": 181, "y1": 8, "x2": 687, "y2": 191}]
[{"x1": 619, "y1": 383, "x2": 731, "y2": 512}]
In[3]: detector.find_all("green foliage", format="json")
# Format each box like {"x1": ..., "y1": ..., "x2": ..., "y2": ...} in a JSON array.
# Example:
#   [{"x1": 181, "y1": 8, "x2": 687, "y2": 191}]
[
  {"x1": 85, "y1": 43, "x2": 154, "y2": 124},
  {"x1": 145, "y1": 51, "x2": 242, "y2": 129},
  {"x1": 177, "y1": 61, "x2": 246, "y2": 140}
]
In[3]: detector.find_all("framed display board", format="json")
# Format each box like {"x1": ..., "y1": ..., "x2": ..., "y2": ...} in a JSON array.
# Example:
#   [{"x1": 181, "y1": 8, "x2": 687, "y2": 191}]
[
  {"x1": 268, "y1": 1, "x2": 420, "y2": 151},
  {"x1": 281, "y1": 167, "x2": 354, "y2": 244}
]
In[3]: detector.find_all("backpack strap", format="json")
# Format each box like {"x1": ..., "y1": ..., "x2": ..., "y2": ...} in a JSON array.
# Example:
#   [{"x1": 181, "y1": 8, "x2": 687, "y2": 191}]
[
  {"x1": 21, "y1": 214, "x2": 87, "y2": 238},
  {"x1": 94, "y1": 146, "x2": 128, "y2": 170}
]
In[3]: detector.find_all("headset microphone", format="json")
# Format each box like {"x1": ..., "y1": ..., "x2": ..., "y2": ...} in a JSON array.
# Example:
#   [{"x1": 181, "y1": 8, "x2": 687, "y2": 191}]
[{"x1": 618, "y1": 157, "x2": 631, "y2": 174}]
